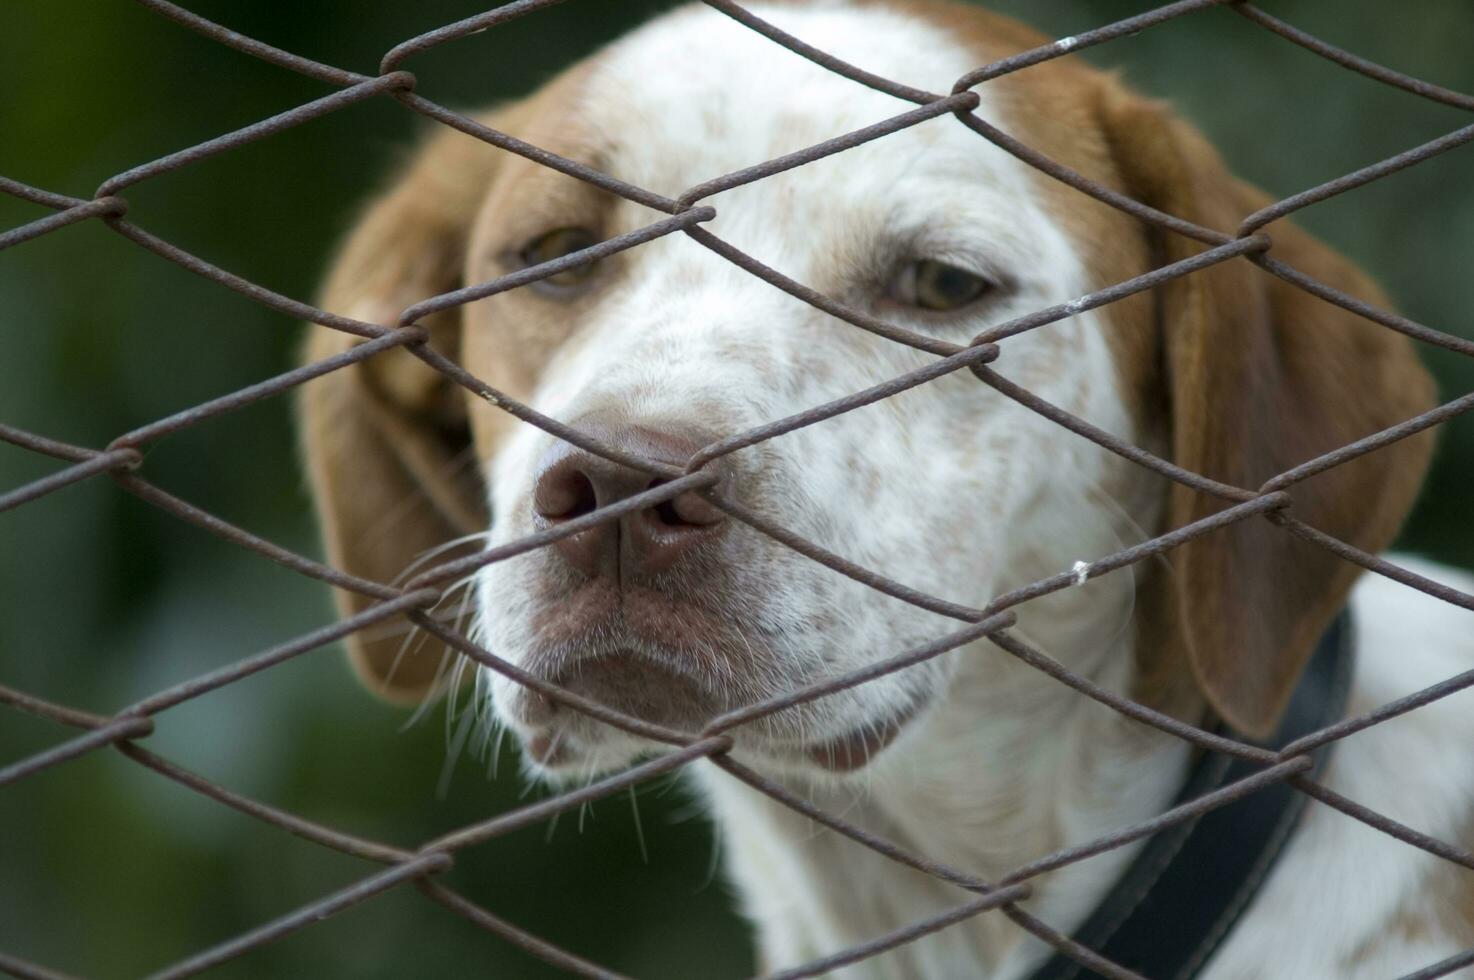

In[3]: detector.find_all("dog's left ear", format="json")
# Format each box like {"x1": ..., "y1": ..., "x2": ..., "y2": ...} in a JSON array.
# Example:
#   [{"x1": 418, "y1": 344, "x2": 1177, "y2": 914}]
[{"x1": 1097, "y1": 82, "x2": 1437, "y2": 737}]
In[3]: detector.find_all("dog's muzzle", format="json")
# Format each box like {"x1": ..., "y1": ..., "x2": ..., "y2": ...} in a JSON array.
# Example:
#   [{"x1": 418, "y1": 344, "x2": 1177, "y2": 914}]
[{"x1": 503, "y1": 416, "x2": 744, "y2": 763}]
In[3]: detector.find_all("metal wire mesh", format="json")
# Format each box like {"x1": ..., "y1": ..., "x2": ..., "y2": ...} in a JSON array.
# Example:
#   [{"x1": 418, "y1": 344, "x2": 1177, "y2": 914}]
[{"x1": 3, "y1": 1, "x2": 1474, "y2": 978}]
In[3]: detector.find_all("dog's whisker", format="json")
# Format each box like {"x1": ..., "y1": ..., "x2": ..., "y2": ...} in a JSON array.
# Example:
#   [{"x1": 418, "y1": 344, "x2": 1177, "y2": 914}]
[
  {"x1": 489, "y1": 716, "x2": 509, "y2": 781},
  {"x1": 698, "y1": 810, "x2": 724, "y2": 895},
  {"x1": 436, "y1": 696, "x2": 478, "y2": 799},
  {"x1": 389, "y1": 530, "x2": 494, "y2": 588},
  {"x1": 629, "y1": 785, "x2": 650, "y2": 864}
]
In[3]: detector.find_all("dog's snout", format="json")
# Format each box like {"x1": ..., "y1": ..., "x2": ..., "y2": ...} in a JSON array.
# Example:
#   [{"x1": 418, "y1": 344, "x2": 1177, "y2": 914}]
[{"x1": 532, "y1": 421, "x2": 727, "y2": 580}]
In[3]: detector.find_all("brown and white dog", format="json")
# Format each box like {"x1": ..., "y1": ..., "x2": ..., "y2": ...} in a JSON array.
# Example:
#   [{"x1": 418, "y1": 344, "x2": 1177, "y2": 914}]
[{"x1": 300, "y1": 2, "x2": 1474, "y2": 976}]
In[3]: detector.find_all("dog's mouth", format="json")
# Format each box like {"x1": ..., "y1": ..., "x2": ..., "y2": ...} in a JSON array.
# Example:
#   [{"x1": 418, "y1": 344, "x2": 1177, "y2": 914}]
[
  {"x1": 509, "y1": 650, "x2": 926, "y2": 776},
  {"x1": 519, "y1": 705, "x2": 921, "y2": 776},
  {"x1": 509, "y1": 649, "x2": 728, "y2": 771},
  {"x1": 501, "y1": 580, "x2": 928, "y2": 776}
]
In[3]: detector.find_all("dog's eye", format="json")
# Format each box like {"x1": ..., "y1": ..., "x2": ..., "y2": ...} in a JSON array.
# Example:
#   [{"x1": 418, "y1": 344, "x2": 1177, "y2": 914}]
[
  {"x1": 519, "y1": 227, "x2": 601, "y2": 290},
  {"x1": 890, "y1": 259, "x2": 992, "y2": 312}
]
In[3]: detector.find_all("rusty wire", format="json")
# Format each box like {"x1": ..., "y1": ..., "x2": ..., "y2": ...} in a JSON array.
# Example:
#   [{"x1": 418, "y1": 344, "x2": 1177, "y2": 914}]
[{"x1": 2, "y1": 0, "x2": 1474, "y2": 977}]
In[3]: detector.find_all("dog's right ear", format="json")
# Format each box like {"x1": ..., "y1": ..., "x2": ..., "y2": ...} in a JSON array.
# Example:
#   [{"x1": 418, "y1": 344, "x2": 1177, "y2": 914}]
[
  {"x1": 300, "y1": 113, "x2": 513, "y2": 702},
  {"x1": 1095, "y1": 82, "x2": 1435, "y2": 737}
]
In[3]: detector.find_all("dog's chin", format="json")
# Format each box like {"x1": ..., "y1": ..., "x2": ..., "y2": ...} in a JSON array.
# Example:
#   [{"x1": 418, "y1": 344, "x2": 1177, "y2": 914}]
[
  {"x1": 503, "y1": 683, "x2": 930, "y2": 783},
  {"x1": 513, "y1": 727, "x2": 646, "y2": 782},
  {"x1": 496, "y1": 650, "x2": 723, "y2": 781},
  {"x1": 795, "y1": 697, "x2": 925, "y2": 774},
  {"x1": 489, "y1": 596, "x2": 936, "y2": 781}
]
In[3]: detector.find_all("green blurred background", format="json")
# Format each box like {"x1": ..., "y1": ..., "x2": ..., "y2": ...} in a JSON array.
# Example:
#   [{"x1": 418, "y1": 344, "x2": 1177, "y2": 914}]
[{"x1": 1, "y1": 1, "x2": 1470, "y2": 977}]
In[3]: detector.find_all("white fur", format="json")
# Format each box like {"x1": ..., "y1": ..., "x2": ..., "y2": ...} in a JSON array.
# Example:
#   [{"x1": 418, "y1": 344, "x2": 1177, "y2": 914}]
[{"x1": 459, "y1": 4, "x2": 1474, "y2": 976}]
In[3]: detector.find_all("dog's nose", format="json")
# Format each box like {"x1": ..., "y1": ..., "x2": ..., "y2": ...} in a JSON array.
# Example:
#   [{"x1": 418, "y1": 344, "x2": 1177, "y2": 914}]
[{"x1": 532, "y1": 422, "x2": 727, "y2": 581}]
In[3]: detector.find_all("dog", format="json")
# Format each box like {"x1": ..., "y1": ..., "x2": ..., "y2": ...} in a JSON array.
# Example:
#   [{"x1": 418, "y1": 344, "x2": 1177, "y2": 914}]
[{"x1": 299, "y1": 1, "x2": 1474, "y2": 976}]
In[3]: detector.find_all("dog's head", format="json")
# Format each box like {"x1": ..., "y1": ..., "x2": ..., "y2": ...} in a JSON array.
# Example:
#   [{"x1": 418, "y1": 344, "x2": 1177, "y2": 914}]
[{"x1": 301, "y1": 1, "x2": 1433, "y2": 781}]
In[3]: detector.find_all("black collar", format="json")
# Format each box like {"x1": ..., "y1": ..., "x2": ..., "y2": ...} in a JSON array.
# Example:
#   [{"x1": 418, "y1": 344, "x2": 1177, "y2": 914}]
[{"x1": 1025, "y1": 612, "x2": 1355, "y2": 980}]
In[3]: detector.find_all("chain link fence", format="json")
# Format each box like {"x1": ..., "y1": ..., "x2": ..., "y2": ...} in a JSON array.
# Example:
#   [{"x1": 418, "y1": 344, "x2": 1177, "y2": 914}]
[{"x1": 3, "y1": 0, "x2": 1474, "y2": 977}]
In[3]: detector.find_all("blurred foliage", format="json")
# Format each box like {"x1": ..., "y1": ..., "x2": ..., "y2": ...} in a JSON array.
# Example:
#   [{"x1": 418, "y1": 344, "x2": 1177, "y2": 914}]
[{"x1": 1, "y1": 1, "x2": 1470, "y2": 977}]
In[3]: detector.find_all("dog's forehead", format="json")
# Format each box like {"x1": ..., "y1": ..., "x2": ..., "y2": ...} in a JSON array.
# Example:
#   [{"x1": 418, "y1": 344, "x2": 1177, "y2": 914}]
[
  {"x1": 600, "y1": 2, "x2": 974, "y2": 91},
  {"x1": 580, "y1": 2, "x2": 1020, "y2": 197}
]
